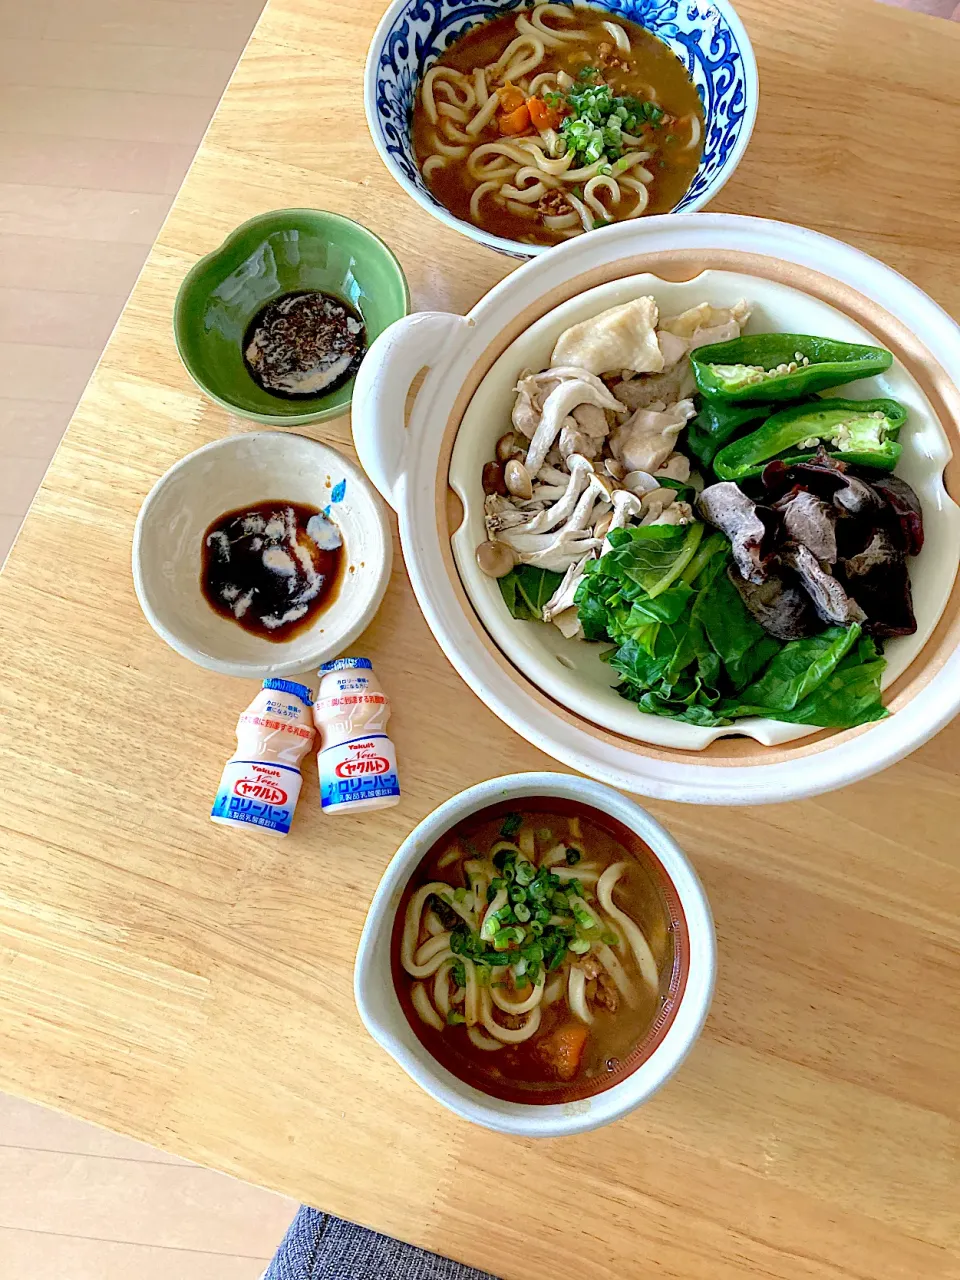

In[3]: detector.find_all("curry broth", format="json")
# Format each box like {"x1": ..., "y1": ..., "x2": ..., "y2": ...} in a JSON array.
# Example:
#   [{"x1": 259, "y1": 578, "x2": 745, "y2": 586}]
[
  {"x1": 391, "y1": 798, "x2": 689, "y2": 1105},
  {"x1": 412, "y1": 6, "x2": 704, "y2": 247}
]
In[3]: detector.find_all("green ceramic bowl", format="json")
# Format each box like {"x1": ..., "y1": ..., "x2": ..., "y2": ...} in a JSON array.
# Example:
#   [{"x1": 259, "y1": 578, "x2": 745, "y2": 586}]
[{"x1": 174, "y1": 209, "x2": 410, "y2": 425}]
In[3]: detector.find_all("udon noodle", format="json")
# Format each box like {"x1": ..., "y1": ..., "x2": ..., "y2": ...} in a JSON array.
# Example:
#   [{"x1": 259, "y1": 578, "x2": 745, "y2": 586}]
[
  {"x1": 394, "y1": 804, "x2": 680, "y2": 1101},
  {"x1": 412, "y1": 3, "x2": 704, "y2": 247}
]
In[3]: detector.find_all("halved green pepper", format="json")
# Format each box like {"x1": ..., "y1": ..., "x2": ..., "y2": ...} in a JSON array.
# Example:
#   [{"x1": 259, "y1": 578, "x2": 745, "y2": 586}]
[
  {"x1": 685, "y1": 396, "x2": 818, "y2": 469},
  {"x1": 691, "y1": 334, "x2": 893, "y2": 403},
  {"x1": 712, "y1": 397, "x2": 907, "y2": 481}
]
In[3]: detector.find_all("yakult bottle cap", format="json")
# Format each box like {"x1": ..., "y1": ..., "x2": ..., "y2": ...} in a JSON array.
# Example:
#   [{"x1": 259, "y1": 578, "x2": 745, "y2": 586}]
[
  {"x1": 263, "y1": 678, "x2": 314, "y2": 704},
  {"x1": 318, "y1": 657, "x2": 372, "y2": 673}
]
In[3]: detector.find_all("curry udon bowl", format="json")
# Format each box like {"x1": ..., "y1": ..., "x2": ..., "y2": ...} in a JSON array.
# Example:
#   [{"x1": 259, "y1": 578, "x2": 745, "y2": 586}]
[
  {"x1": 364, "y1": 0, "x2": 758, "y2": 257},
  {"x1": 354, "y1": 773, "x2": 716, "y2": 1136},
  {"x1": 352, "y1": 213, "x2": 960, "y2": 804}
]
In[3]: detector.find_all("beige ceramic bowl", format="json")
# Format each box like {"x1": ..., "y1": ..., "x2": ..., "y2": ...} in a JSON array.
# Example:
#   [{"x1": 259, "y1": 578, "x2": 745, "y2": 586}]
[{"x1": 132, "y1": 432, "x2": 392, "y2": 679}]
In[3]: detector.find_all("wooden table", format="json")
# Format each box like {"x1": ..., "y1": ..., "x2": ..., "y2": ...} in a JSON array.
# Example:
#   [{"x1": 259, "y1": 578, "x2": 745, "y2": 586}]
[{"x1": 1, "y1": 0, "x2": 959, "y2": 1275}]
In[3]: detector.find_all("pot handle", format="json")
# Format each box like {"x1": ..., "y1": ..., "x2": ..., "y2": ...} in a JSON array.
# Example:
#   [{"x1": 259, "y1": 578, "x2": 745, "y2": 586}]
[{"x1": 352, "y1": 310, "x2": 469, "y2": 510}]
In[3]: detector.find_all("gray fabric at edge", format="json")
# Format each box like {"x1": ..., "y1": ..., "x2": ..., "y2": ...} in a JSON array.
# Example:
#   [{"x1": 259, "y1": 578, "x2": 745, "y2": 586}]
[{"x1": 264, "y1": 1207, "x2": 501, "y2": 1280}]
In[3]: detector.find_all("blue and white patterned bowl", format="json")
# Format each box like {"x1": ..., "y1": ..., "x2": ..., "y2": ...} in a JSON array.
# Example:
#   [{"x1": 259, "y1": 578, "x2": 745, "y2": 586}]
[{"x1": 364, "y1": 0, "x2": 758, "y2": 257}]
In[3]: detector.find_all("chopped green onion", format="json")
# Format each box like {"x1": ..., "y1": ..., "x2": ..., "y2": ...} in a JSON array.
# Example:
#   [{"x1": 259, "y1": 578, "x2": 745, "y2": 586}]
[
  {"x1": 569, "y1": 937, "x2": 591, "y2": 955},
  {"x1": 494, "y1": 926, "x2": 524, "y2": 950},
  {"x1": 451, "y1": 962, "x2": 466, "y2": 987},
  {"x1": 515, "y1": 903, "x2": 531, "y2": 923},
  {"x1": 565, "y1": 847, "x2": 582, "y2": 865},
  {"x1": 536, "y1": 827, "x2": 553, "y2": 842},
  {"x1": 572, "y1": 902, "x2": 595, "y2": 929},
  {"x1": 514, "y1": 957, "x2": 527, "y2": 977},
  {"x1": 453, "y1": 886, "x2": 467, "y2": 903},
  {"x1": 446, "y1": 1009, "x2": 466, "y2": 1026},
  {"x1": 601, "y1": 931, "x2": 619, "y2": 947},
  {"x1": 500, "y1": 813, "x2": 522, "y2": 838},
  {"x1": 515, "y1": 860, "x2": 536, "y2": 886}
]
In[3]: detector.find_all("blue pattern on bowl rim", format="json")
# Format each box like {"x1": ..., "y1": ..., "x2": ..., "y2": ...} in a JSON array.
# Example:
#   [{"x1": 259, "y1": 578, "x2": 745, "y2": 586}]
[{"x1": 368, "y1": 0, "x2": 756, "y2": 242}]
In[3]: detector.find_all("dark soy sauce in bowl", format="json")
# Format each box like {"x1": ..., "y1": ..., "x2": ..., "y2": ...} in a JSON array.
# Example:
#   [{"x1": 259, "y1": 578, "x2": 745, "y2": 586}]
[
  {"x1": 242, "y1": 291, "x2": 366, "y2": 400},
  {"x1": 201, "y1": 499, "x2": 344, "y2": 642}
]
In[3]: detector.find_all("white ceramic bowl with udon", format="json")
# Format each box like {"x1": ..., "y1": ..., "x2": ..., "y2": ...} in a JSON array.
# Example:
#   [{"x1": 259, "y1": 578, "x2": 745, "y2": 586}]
[
  {"x1": 352, "y1": 213, "x2": 960, "y2": 804},
  {"x1": 132, "y1": 432, "x2": 392, "y2": 680},
  {"x1": 364, "y1": 0, "x2": 758, "y2": 257},
  {"x1": 354, "y1": 772, "x2": 716, "y2": 1136}
]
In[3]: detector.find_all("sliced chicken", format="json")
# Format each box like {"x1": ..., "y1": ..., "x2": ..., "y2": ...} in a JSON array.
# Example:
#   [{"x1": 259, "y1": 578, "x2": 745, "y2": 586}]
[
  {"x1": 550, "y1": 296, "x2": 663, "y2": 376},
  {"x1": 609, "y1": 399, "x2": 696, "y2": 474},
  {"x1": 611, "y1": 300, "x2": 750, "y2": 410}
]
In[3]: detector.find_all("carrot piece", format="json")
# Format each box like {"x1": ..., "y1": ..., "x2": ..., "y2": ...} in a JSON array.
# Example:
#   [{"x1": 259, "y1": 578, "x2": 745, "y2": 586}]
[
  {"x1": 499, "y1": 103, "x2": 531, "y2": 135},
  {"x1": 527, "y1": 96, "x2": 562, "y2": 132},
  {"x1": 498, "y1": 82, "x2": 525, "y2": 113},
  {"x1": 537, "y1": 1022, "x2": 589, "y2": 1082}
]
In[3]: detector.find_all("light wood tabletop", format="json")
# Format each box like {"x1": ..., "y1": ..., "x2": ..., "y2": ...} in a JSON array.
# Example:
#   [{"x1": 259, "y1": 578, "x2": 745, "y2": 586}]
[{"x1": 1, "y1": 0, "x2": 959, "y2": 1276}]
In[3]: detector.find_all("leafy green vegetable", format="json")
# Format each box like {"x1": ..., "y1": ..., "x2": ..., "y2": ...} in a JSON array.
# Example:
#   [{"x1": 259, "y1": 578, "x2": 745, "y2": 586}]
[
  {"x1": 498, "y1": 565, "x2": 563, "y2": 621},
  {"x1": 574, "y1": 525, "x2": 887, "y2": 730},
  {"x1": 718, "y1": 630, "x2": 886, "y2": 726},
  {"x1": 499, "y1": 811, "x2": 522, "y2": 839},
  {"x1": 727, "y1": 625, "x2": 861, "y2": 712},
  {"x1": 578, "y1": 523, "x2": 704, "y2": 615},
  {"x1": 698, "y1": 565, "x2": 780, "y2": 690}
]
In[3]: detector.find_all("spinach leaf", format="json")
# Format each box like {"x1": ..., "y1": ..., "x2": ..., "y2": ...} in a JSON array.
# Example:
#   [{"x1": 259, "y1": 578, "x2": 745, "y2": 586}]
[
  {"x1": 626, "y1": 583, "x2": 693, "y2": 626},
  {"x1": 598, "y1": 523, "x2": 704, "y2": 598},
  {"x1": 722, "y1": 635, "x2": 887, "y2": 727},
  {"x1": 725, "y1": 624, "x2": 861, "y2": 713},
  {"x1": 699, "y1": 566, "x2": 781, "y2": 691},
  {"x1": 498, "y1": 565, "x2": 564, "y2": 622}
]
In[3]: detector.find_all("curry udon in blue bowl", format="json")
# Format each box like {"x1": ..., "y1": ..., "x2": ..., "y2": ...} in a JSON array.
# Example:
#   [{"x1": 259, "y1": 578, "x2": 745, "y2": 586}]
[{"x1": 364, "y1": 0, "x2": 758, "y2": 256}]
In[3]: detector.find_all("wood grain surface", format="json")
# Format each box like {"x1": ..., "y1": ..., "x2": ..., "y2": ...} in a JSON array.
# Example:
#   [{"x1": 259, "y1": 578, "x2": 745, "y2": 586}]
[{"x1": 1, "y1": 0, "x2": 959, "y2": 1276}]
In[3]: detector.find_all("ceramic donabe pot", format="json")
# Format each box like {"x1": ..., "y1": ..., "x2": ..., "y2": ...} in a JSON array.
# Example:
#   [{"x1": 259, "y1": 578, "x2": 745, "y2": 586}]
[{"x1": 352, "y1": 214, "x2": 960, "y2": 804}]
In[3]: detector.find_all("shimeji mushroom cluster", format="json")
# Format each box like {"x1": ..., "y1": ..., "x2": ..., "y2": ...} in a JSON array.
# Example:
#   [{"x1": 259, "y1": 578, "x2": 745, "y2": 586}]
[{"x1": 476, "y1": 295, "x2": 751, "y2": 639}]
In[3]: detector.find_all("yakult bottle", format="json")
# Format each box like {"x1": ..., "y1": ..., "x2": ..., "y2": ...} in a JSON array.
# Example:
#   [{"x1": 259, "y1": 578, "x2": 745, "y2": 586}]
[
  {"x1": 314, "y1": 658, "x2": 400, "y2": 815},
  {"x1": 211, "y1": 679, "x2": 315, "y2": 836}
]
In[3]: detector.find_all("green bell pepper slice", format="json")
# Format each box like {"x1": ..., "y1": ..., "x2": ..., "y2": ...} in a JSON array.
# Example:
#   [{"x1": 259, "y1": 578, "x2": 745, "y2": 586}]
[
  {"x1": 691, "y1": 334, "x2": 893, "y2": 403},
  {"x1": 712, "y1": 397, "x2": 907, "y2": 481},
  {"x1": 685, "y1": 396, "x2": 819, "y2": 469}
]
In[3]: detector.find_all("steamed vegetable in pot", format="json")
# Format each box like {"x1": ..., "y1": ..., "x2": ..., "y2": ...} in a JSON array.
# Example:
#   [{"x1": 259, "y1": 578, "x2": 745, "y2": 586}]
[{"x1": 475, "y1": 294, "x2": 924, "y2": 731}]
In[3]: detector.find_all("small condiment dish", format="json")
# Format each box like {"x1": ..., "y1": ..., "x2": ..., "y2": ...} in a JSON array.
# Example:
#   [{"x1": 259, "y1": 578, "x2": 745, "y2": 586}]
[
  {"x1": 132, "y1": 432, "x2": 393, "y2": 679},
  {"x1": 355, "y1": 771, "x2": 716, "y2": 1137},
  {"x1": 174, "y1": 209, "x2": 410, "y2": 425}
]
